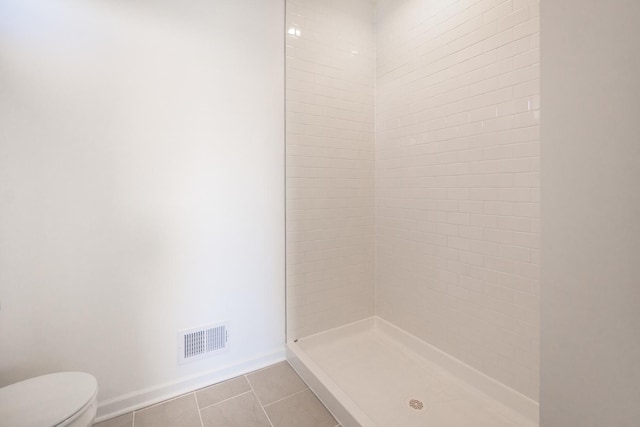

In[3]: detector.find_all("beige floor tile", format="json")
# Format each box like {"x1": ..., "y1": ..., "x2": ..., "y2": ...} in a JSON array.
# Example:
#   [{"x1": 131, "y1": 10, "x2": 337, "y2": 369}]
[
  {"x1": 247, "y1": 362, "x2": 307, "y2": 405},
  {"x1": 200, "y1": 392, "x2": 271, "y2": 427},
  {"x1": 93, "y1": 412, "x2": 133, "y2": 427},
  {"x1": 134, "y1": 394, "x2": 201, "y2": 427},
  {"x1": 265, "y1": 389, "x2": 337, "y2": 427},
  {"x1": 196, "y1": 376, "x2": 252, "y2": 408}
]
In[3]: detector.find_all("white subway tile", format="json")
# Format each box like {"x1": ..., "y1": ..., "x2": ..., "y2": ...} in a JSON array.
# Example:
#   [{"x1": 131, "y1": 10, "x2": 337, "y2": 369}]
[
  {"x1": 290, "y1": 0, "x2": 544, "y2": 401},
  {"x1": 287, "y1": 0, "x2": 376, "y2": 339}
]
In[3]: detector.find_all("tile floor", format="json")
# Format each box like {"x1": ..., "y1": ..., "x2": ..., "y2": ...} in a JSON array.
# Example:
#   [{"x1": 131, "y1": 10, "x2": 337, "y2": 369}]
[{"x1": 94, "y1": 362, "x2": 340, "y2": 427}]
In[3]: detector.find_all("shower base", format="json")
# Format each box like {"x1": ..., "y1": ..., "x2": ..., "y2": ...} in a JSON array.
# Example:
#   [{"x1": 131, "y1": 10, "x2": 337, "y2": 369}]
[{"x1": 287, "y1": 317, "x2": 538, "y2": 427}]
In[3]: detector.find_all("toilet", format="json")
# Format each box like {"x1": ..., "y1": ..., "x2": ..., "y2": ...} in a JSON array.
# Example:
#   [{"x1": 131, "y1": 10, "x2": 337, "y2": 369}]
[{"x1": 0, "y1": 372, "x2": 98, "y2": 427}]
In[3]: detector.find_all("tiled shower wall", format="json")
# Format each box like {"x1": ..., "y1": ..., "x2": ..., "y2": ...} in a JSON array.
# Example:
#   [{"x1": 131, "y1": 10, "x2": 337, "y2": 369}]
[
  {"x1": 286, "y1": 0, "x2": 540, "y2": 400},
  {"x1": 285, "y1": 0, "x2": 376, "y2": 340},
  {"x1": 376, "y1": 0, "x2": 540, "y2": 399}
]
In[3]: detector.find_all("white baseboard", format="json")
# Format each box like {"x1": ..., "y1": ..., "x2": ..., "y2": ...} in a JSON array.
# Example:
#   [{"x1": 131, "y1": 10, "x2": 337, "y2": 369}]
[{"x1": 95, "y1": 348, "x2": 286, "y2": 423}]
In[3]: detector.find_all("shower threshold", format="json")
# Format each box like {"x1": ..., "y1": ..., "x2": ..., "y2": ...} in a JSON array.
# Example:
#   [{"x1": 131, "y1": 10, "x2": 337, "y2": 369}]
[{"x1": 287, "y1": 317, "x2": 538, "y2": 427}]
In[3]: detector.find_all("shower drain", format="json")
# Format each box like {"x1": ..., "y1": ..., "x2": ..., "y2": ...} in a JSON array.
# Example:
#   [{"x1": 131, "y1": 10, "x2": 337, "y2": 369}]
[{"x1": 409, "y1": 399, "x2": 424, "y2": 410}]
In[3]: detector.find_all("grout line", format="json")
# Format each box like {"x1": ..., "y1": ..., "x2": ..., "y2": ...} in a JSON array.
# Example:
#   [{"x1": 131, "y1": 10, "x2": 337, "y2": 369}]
[
  {"x1": 244, "y1": 367, "x2": 308, "y2": 409},
  {"x1": 245, "y1": 374, "x2": 261, "y2": 404},
  {"x1": 262, "y1": 387, "x2": 309, "y2": 408},
  {"x1": 244, "y1": 372, "x2": 267, "y2": 405},
  {"x1": 258, "y1": 397, "x2": 276, "y2": 427},
  {"x1": 197, "y1": 390, "x2": 254, "y2": 411},
  {"x1": 194, "y1": 392, "x2": 205, "y2": 427}
]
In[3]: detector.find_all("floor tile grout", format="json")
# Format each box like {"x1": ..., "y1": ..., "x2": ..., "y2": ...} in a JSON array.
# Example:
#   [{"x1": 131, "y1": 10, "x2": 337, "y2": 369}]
[
  {"x1": 97, "y1": 361, "x2": 336, "y2": 427},
  {"x1": 245, "y1": 362, "x2": 310, "y2": 410},
  {"x1": 245, "y1": 373, "x2": 264, "y2": 407},
  {"x1": 257, "y1": 396, "x2": 276, "y2": 427},
  {"x1": 197, "y1": 390, "x2": 254, "y2": 412},
  {"x1": 262, "y1": 387, "x2": 310, "y2": 409},
  {"x1": 194, "y1": 392, "x2": 205, "y2": 427}
]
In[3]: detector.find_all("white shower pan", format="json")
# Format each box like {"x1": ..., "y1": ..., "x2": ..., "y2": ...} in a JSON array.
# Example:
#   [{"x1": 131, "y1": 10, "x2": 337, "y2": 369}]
[{"x1": 287, "y1": 317, "x2": 538, "y2": 427}]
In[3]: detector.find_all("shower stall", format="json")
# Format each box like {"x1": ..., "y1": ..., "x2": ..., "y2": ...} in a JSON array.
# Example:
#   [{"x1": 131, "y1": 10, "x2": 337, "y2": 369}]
[{"x1": 285, "y1": 0, "x2": 540, "y2": 425}]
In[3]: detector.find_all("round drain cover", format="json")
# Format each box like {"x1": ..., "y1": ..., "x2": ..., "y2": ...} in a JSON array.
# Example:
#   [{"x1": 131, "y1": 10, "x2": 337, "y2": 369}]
[{"x1": 409, "y1": 399, "x2": 424, "y2": 410}]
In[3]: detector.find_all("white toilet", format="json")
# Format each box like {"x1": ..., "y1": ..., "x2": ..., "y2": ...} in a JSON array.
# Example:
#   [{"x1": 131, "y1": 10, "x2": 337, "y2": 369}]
[{"x1": 0, "y1": 372, "x2": 98, "y2": 427}]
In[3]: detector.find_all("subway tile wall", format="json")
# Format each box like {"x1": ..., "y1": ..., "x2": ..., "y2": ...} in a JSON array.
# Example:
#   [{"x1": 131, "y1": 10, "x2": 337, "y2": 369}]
[
  {"x1": 285, "y1": 0, "x2": 376, "y2": 340},
  {"x1": 375, "y1": 0, "x2": 540, "y2": 399}
]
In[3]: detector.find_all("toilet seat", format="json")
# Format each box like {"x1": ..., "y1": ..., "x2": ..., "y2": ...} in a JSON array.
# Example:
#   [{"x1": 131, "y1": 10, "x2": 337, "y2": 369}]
[{"x1": 0, "y1": 372, "x2": 98, "y2": 427}]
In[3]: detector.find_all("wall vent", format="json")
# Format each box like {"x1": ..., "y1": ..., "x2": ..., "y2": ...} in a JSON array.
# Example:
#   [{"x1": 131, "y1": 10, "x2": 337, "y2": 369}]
[{"x1": 178, "y1": 322, "x2": 229, "y2": 364}]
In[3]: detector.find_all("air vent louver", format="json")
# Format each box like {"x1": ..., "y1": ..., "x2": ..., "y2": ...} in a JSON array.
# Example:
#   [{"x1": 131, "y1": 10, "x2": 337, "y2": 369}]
[{"x1": 178, "y1": 322, "x2": 229, "y2": 364}]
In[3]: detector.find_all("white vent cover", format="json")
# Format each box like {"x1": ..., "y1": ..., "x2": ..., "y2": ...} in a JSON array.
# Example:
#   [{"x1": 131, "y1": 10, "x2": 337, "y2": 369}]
[{"x1": 178, "y1": 322, "x2": 229, "y2": 364}]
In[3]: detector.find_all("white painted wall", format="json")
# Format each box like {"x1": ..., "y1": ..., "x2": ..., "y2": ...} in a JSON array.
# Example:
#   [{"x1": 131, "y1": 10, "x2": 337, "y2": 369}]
[
  {"x1": 0, "y1": 0, "x2": 284, "y2": 418},
  {"x1": 541, "y1": 0, "x2": 640, "y2": 425}
]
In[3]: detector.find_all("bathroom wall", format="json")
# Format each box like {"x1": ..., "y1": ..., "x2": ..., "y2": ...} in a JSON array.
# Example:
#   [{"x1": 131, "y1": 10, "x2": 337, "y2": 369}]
[
  {"x1": 286, "y1": 0, "x2": 376, "y2": 339},
  {"x1": 0, "y1": 0, "x2": 284, "y2": 417},
  {"x1": 541, "y1": 0, "x2": 640, "y2": 425},
  {"x1": 376, "y1": 0, "x2": 540, "y2": 399}
]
